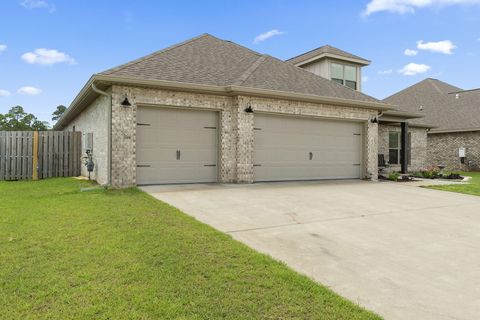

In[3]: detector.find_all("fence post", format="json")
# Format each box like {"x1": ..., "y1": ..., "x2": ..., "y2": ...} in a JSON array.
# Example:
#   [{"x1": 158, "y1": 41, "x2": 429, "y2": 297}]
[{"x1": 32, "y1": 131, "x2": 39, "y2": 180}]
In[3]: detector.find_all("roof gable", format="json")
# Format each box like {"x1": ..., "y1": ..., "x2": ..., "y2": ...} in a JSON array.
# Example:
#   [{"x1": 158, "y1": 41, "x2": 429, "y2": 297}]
[{"x1": 286, "y1": 45, "x2": 370, "y2": 66}]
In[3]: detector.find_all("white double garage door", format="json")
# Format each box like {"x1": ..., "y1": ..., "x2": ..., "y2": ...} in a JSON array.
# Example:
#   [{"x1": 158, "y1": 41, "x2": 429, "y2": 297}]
[{"x1": 136, "y1": 106, "x2": 363, "y2": 185}]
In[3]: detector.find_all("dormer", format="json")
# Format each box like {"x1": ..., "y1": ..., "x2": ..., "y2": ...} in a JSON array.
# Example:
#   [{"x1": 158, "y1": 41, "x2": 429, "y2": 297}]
[{"x1": 287, "y1": 45, "x2": 370, "y2": 92}]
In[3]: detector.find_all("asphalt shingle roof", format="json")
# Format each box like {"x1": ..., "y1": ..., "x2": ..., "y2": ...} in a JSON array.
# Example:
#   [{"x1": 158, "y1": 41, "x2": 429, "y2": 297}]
[
  {"x1": 383, "y1": 78, "x2": 480, "y2": 132},
  {"x1": 286, "y1": 45, "x2": 370, "y2": 66},
  {"x1": 100, "y1": 34, "x2": 379, "y2": 103}
]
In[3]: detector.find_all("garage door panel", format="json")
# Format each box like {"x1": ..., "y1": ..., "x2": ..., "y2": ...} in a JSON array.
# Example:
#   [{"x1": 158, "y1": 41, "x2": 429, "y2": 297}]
[
  {"x1": 254, "y1": 166, "x2": 360, "y2": 181},
  {"x1": 254, "y1": 114, "x2": 363, "y2": 181},
  {"x1": 136, "y1": 107, "x2": 218, "y2": 184},
  {"x1": 137, "y1": 127, "x2": 216, "y2": 146},
  {"x1": 137, "y1": 166, "x2": 217, "y2": 185},
  {"x1": 255, "y1": 132, "x2": 359, "y2": 148},
  {"x1": 138, "y1": 107, "x2": 216, "y2": 127}
]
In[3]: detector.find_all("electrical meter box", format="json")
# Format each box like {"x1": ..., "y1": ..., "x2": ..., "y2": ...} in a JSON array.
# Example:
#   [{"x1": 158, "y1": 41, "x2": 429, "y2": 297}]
[{"x1": 459, "y1": 147, "x2": 466, "y2": 158}]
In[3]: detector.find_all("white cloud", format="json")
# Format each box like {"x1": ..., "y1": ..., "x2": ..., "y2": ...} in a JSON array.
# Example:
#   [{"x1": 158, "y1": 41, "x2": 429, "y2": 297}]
[
  {"x1": 417, "y1": 40, "x2": 456, "y2": 54},
  {"x1": 21, "y1": 48, "x2": 76, "y2": 65},
  {"x1": 404, "y1": 48, "x2": 418, "y2": 56},
  {"x1": 398, "y1": 63, "x2": 431, "y2": 76},
  {"x1": 0, "y1": 44, "x2": 6, "y2": 53},
  {"x1": 362, "y1": 76, "x2": 369, "y2": 83},
  {"x1": 363, "y1": 0, "x2": 480, "y2": 16},
  {"x1": 21, "y1": 0, "x2": 55, "y2": 12},
  {"x1": 17, "y1": 86, "x2": 42, "y2": 95},
  {"x1": 253, "y1": 29, "x2": 285, "y2": 44},
  {"x1": 0, "y1": 89, "x2": 11, "y2": 97},
  {"x1": 378, "y1": 69, "x2": 393, "y2": 75}
]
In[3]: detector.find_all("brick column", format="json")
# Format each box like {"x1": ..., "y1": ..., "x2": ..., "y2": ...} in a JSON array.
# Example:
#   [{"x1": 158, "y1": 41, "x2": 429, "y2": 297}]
[
  {"x1": 218, "y1": 106, "x2": 237, "y2": 182},
  {"x1": 234, "y1": 96, "x2": 254, "y2": 183},
  {"x1": 365, "y1": 120, "x2": 378, "y2": 181},
  {"x1": 111, "y1": 86, "x2": 137, "y2": 187}
]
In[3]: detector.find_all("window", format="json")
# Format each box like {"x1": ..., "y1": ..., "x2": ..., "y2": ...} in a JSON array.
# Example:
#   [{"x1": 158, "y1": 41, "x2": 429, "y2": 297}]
[
  {"x1": 331, "y1": 63, "x2": 344, "y2": 85},
  {"x1": 331, "y1": 63, "x2": 357, "y2": 90},
  {"x1": 85, "y1": 132, "x2": 93, "y2": 152},
  {"x1": 389, "y1": 132, "x2": 400, "y2": 164},
  {"x1": 344, "y1": 66, "x2": 357, "y2": 90},
  {"x1": 388, "y1": 131, "x2": 412, "y2": 165}
]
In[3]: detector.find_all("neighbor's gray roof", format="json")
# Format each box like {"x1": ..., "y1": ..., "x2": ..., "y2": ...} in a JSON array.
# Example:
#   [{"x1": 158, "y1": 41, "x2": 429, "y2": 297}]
[
  {"x1": 100, "y1": 34, "x2": 379, "y2": 103},
  {"x1": 383, "y1": 78, "x2": 480, "y2": 132},
  {"x1": 286, "y1": 45, "x2": 370, "y2": 66}
]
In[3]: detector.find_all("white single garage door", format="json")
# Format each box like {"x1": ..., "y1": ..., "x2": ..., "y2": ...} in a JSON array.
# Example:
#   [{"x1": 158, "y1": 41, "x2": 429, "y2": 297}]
[
  {"x1": 136, "y1": 107, "x2": 218, "y2": 184},
  {"x1": 254, "y1": 114, "x2": 363, "y2": 181}
]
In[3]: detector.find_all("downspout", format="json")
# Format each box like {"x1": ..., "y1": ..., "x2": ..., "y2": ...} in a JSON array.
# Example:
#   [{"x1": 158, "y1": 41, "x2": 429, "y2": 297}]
[
  {"x1": 91, "y1": 83, "x2": 112, "y2": 186},
  {"x1": 377, "y1": 111, "x2": 384, "y2": 122}
]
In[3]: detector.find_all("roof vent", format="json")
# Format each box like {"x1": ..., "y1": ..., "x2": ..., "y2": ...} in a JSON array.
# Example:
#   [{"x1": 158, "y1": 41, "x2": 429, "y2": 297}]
[{"x1": 455, "y1": 93, "x2": 460, "y2": 99}]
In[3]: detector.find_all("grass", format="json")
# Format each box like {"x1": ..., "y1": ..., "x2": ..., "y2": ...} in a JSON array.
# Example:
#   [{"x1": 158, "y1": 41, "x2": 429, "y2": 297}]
[
  {"x1": 426, "y1": 172, "x2": 480, "y2": 196},
  {"x1": 0, "y1": 178, "x2": 380, "y2": 319}
]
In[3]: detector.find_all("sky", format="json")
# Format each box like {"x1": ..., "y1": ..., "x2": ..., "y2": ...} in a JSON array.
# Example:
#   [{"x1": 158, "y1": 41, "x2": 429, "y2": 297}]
[{"x1": 1, "y1": 0, "x2": 480, "y2": 125}]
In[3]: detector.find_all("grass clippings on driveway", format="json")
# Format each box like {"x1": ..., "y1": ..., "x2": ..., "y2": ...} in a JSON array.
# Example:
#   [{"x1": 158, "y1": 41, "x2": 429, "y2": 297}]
[
  {"x1": 0, "y1": 178, "x2": 380, "y2": 319},
  {"x1": 426, "y1": 172, "x2": 480, "y2": 196}
]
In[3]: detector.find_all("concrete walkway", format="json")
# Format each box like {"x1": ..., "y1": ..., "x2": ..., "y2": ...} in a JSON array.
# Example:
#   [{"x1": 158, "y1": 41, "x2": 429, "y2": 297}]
[{"x1": 142, "y1": 180, "x2": 480, "y2": 320}]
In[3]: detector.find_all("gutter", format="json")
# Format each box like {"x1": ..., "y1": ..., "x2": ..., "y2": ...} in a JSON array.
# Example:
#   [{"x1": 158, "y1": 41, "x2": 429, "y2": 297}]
[
  {"x1": 381, "y1": 110, "x2": 424, "y2": 119},
  {"x1": 93, "y1": 74, "x2": 394, "y2": 111},
  {"x1": 293, "y1": 53, "x2": 371, "y2": 67},
  {"x1": 91, "y1": 83, "x2": 112, "y2": 186},
  {"x1": 53, "y1": 77, "x2": 96, "y2": 130},
  {"x1": 429, "y1": 127, "x2": 480, "y2": 134}
]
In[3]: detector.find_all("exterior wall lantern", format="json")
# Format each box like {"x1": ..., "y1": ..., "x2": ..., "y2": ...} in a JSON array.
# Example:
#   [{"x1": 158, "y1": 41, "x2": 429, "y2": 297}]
[
  {"x1": 121, "y1": 95, "x2": 132, "y2": 107},
  {"x1": 244, "y1": 105, "x2": 253, "y2": 113}
]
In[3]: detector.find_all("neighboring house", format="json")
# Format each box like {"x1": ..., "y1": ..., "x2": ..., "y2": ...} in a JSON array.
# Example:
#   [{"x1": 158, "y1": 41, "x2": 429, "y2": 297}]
[
  {"x1": 384, "y1": 78, "x2": 480, "y2": 171},
  {"x1": 54, "y1": 34, "x2": 421, "y2": 187}
]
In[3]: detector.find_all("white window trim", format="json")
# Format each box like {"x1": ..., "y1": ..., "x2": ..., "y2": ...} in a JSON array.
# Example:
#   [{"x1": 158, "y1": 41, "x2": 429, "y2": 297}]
[
  {"x1": 329, "y1": 60, "x2": 360, "y2": 91},
  {"x1": 389, "y1": 131, "x2": 401, "y2": 165},
  {"x1": 389, "y1": 131, "x2": 412, "y2": 166}
]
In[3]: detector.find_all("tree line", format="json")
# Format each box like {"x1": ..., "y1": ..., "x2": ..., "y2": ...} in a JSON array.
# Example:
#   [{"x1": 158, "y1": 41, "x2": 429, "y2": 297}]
[{"x1": 0, "y1": 105, "x2": 66, "y2": 131}]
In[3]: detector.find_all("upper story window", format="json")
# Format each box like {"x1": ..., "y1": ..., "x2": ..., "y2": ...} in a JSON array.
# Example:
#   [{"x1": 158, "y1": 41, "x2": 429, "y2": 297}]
[{"x1": 331, "y1": 63, "x2": 357, "y2": 90}]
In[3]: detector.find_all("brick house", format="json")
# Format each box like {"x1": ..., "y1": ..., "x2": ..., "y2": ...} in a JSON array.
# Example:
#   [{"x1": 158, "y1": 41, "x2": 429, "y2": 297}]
[
  {"x1": 54, "y1": 34, "x2": 426, "y2": 187},
  {"x1": 384, "y1": 78, "x2": 480, "y2": 171}
]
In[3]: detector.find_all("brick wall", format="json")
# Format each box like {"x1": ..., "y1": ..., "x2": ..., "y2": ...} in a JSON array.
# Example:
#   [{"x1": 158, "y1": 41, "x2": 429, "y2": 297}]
[
  {"x1": 378, "y1": 124, "x2": 427, "y2": 172},
  {"x1": 105, "y1": 85, "x2": 379, "y2": 187},
  {"x1": 64, "y1": 93, "x2": 110, "y2": 185},
  {"x1": 427, "y1": 131, "x2": 480, "y2": 171}
]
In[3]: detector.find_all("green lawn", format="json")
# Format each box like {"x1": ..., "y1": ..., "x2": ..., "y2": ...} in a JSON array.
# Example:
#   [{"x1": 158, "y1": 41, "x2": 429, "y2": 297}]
[
  {"x1": 0, "y1": 178, "x2": 380, "y2": 319},
  {"x1": 426, "y1": 172, "x2": 480, "y2": 196}
]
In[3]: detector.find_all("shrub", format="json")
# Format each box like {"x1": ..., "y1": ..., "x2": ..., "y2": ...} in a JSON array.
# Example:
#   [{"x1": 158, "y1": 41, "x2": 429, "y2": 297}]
[
  {"x1": 420, "y1": 166, "x2": 440, "y2": 179},
  {"x1": 388, "y1": 172, "x2": 400, "y2": 181},
  {"x1": 422, "y1": 171, "x2": 434, "y2": 179}
]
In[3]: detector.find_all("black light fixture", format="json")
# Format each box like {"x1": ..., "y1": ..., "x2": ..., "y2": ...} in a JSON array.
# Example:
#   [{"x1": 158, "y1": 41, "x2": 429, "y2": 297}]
[
  {"x1": 121, "y1": 95, "x2": 132, "y2": 107},
  {"x1": 244, "y1": 105, "x2": 253, "y2": 113}
]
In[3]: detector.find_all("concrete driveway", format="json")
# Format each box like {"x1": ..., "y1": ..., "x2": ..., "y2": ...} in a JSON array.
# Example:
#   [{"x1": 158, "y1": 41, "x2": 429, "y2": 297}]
[{"x1": 142, "y1": 180, "x2": 480, "y2": 320}]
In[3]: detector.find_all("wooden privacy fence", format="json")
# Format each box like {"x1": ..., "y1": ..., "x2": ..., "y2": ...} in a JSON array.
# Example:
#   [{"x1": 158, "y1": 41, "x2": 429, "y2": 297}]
[{"x1": 0, "y1": 131, "x2": 82, "y2": 181}]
